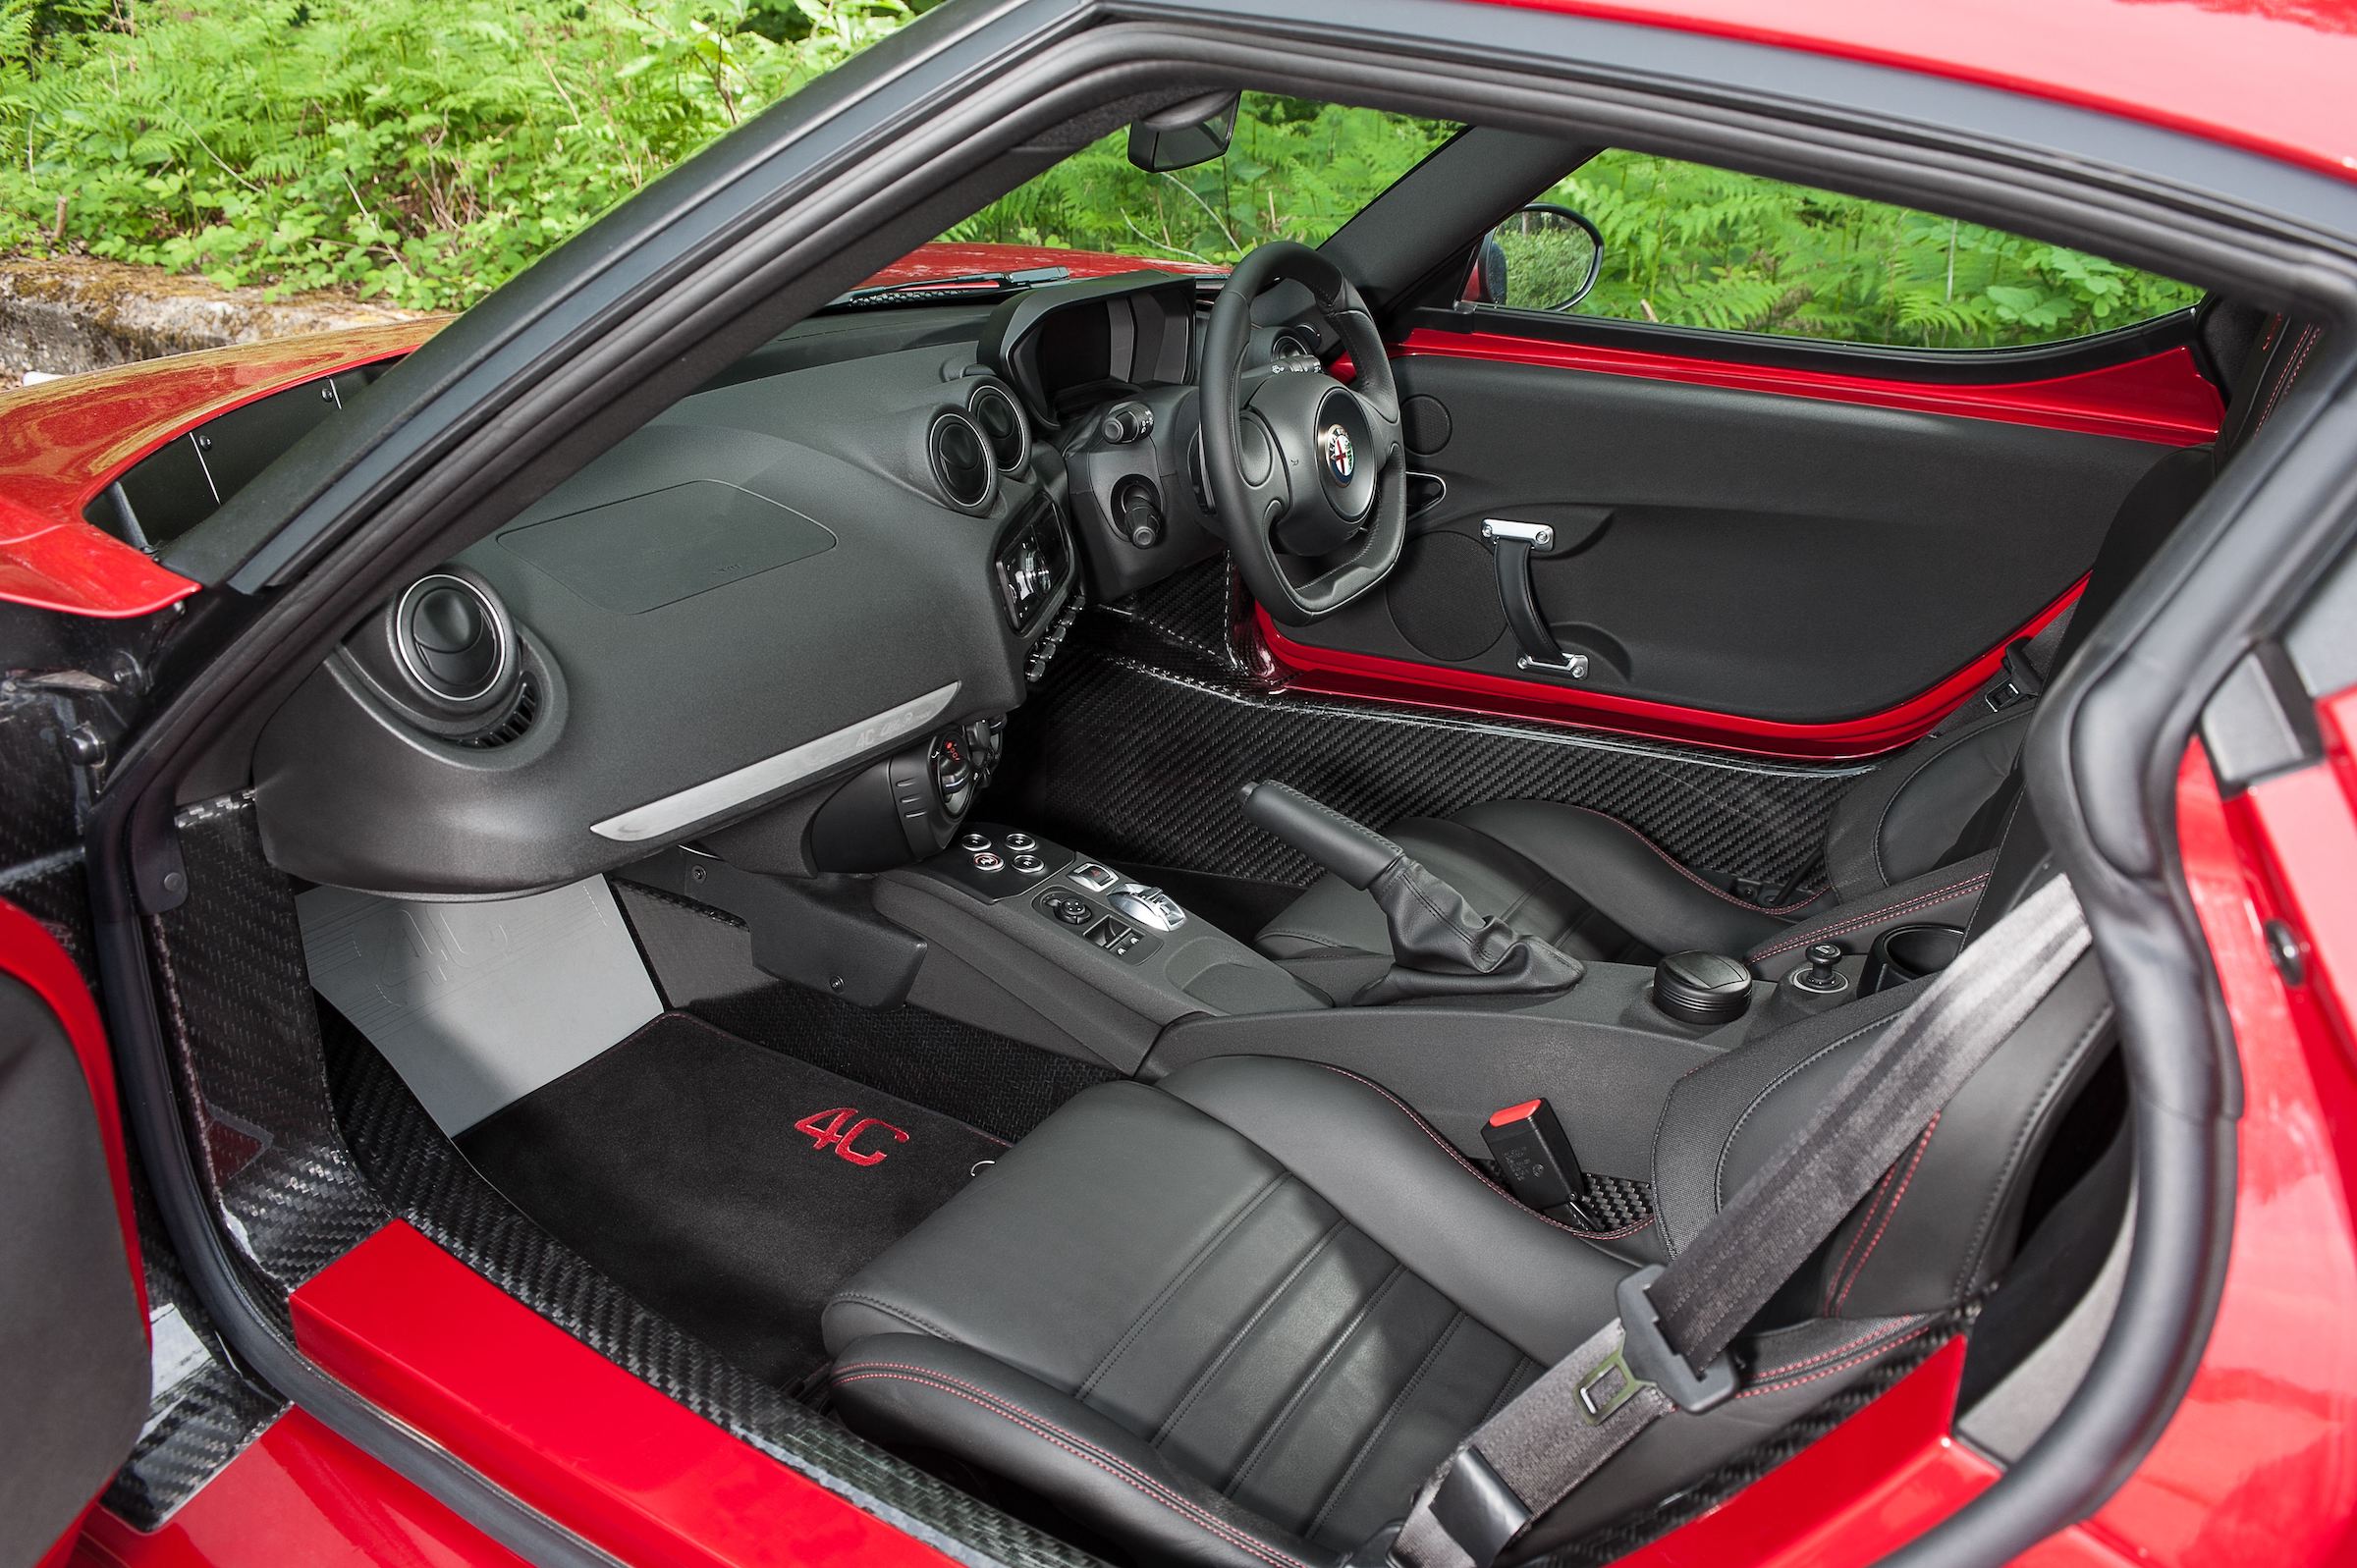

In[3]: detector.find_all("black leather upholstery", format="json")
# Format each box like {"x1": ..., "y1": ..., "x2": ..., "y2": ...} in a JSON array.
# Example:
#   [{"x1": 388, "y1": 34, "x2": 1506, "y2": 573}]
[{"x1": 824, "y1": 1049, "x2": 2033, "y2": 1564}]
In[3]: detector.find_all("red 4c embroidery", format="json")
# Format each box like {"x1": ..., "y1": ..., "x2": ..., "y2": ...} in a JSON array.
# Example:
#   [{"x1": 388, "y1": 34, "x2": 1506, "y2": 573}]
[{"x1": 794, "y1": 1107, "x2": 910, "y2": 1167}]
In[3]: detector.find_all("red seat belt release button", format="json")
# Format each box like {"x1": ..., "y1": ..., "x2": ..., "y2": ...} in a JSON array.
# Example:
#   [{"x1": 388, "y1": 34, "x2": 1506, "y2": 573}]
[{"x1": 1481, "y1": 1099, "x2": 1602, "y2": 1228}]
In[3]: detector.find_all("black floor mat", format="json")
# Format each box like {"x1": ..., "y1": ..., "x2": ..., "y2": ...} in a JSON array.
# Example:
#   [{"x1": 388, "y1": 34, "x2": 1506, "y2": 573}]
[{"x1": 459, "y1": 1012, "x2": 1003, "y2": 1387}]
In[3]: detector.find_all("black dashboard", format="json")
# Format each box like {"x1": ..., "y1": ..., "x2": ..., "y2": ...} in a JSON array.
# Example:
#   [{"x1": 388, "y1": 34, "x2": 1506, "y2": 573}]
[{"x1": 248, "y1": 269, "x2": 1298, "y2": 898}]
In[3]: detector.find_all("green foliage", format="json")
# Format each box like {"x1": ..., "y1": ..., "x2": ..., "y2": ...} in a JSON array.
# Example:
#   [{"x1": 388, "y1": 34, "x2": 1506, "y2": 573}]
[
  {"x1": 0, "y1": 7, "x2": 2199, "y2": 348},
  {"x1": 1536, "y1": 150, "x2": 2201, "y2": 348},
  {"x1": 944, "y1": 94, "x2": 1453, "y2": 266},
  {"x1": 0, "y1": 0, "x2": 908, "y2": 306}
]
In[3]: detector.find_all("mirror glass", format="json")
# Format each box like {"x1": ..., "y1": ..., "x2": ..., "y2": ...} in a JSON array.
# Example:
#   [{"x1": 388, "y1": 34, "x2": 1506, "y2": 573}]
[{"x1": 1472, "y1": 204, "x2": 1604, "y2": 311}]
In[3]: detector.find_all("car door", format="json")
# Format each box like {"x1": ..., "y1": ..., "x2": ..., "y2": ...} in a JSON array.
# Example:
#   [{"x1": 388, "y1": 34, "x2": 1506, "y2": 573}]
[
  {"x1": 0, "y1": 896, "x2": 152, "y2": 1568},
  {"x1": 1270, "y1": 149, "x2": 2225, "y2": 758}
]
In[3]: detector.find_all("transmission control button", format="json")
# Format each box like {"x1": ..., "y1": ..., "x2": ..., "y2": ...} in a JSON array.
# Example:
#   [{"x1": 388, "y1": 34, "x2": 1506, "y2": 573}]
[
  {"x1": 958, "y1": 832, "x2": 992, "y2": 852},
  {"x1": 971, "y1": 851, "x2": 1005, "y2": 873},
  {"x1": 1013, "y1": 853, "x2": 1045, "y2": 875}
]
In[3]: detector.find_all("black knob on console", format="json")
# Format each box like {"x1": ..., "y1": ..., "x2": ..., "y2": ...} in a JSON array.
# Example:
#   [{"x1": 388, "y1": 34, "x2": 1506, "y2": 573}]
[{"x1": 1793, "y1": 941, "x2": 1848, "y2": 995}]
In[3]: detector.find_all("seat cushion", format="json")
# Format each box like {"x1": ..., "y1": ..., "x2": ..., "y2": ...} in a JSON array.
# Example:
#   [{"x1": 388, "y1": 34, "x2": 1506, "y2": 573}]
[
  {"x1": 825, "y1": 1054, "x2": 1945, "y2": 1567},
  {"x1": 1255, "y1": 801, "x2": 1800, "y2": 973},
  {"x1": 824, "y1": 1056, "x2": 1632, "y2": 1559}
]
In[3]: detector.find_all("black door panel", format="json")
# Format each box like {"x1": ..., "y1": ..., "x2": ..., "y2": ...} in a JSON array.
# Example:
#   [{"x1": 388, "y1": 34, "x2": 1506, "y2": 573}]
[{"x1": 1288, "y1": 357, "x2": 2175, "y2": 723}]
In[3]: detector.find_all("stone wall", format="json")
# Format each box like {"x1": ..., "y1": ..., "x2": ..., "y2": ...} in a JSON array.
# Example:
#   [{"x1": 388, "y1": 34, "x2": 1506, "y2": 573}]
[{"x1": 0, "y1": 257, "x2": 429, "y2": 389}]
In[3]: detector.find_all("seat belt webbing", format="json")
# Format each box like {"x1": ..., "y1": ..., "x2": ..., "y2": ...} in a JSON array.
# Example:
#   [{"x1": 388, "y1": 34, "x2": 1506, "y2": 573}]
[{"x1": 1395, "y1": 873, "x2": 2092, "y2": 1568}]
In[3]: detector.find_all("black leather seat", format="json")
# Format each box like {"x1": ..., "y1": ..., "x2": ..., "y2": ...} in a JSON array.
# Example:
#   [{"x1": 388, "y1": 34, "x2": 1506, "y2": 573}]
[
  {"x1": 823, "y1": 859, "x2": 2118, "y2": 1563},
  {"x1": 1254, "y1": 311, "x2": 2331, "y2": 978}
]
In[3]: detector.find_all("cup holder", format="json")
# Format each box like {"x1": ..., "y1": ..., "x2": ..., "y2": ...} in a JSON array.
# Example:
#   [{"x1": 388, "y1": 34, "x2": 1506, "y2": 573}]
[{"x1": 1860, "y1": 924, "x2": 1965, "y2": 995}]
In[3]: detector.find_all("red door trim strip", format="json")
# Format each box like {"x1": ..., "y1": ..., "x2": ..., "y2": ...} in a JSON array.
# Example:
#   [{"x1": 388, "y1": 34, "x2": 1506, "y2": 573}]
[
  {"x1": 1395, "y1": 330, "x2": 2223, "y2": 447},
  {"x1": 1253, "y1": 577, "x2": 2082, "y2": 761}
]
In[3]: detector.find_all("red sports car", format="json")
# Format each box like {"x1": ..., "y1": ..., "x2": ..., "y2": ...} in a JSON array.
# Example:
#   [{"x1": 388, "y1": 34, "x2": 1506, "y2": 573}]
[{"x1": 4, "y1": 2, "x2": 2355, "y2": 1566}]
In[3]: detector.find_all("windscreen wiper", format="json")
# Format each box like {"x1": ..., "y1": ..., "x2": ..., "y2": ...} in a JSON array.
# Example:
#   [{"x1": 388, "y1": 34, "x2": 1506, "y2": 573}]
[{"x1": 827, "y1": 265, "x2": 1072, "y2": 306}]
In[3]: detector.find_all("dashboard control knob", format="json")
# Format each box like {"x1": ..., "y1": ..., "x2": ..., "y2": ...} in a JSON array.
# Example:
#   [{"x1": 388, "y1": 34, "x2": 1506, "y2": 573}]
[
  {"x1": 1100, "y1": 402, "x2": 1154, "y2": 444},
  {"x1": 1114, "y1": 477, "x2": 1164, "y2": 549}
]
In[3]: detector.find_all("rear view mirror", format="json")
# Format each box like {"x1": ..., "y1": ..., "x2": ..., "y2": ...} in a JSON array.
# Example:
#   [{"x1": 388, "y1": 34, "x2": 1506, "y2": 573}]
[
  {"x1": 1127, "y1": 91, "x2": 1241, "y2": 173},
  {"x1": 1471, "y1": 203, "x2": 1605, "y2": 310}
]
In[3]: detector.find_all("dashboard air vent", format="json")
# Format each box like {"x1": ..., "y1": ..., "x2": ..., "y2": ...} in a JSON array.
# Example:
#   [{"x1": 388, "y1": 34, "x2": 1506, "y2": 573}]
[
  {"x1": 967, "y1": 382, "x2": 1030, "y2": 472},
  {"x1": 927, "y1": 408, "x2": 996, "y2": 512},
  {"x1": 460, "y1": 674, "x2": 539, "y2": 749}
]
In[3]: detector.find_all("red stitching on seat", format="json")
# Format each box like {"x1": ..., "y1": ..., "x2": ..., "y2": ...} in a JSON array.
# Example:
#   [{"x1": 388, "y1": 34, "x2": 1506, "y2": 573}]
[
  {"x1": 1737, "y1": 1322, "x2": 1939, "y2": 1399},
  {"x1": 1310, "y1": 1064, "x2": 1654, "y2": 1242},
  {"x1": 1747, "y1": 1314, "x2": 1932, "y2": 1381},
  {"x1": 1749, "y1": 874, "x2": 1990, "y2": 962},
  {"x1": 832, "y1": 1363, "x2": 1315, "y2": 1568},
  {"x1": 1819, "y1": 1162, "x2": 1902, "y2": 1317},
  {"x1": 1833, "y1": 1115, "x2": 1941, "y2": 1315}
]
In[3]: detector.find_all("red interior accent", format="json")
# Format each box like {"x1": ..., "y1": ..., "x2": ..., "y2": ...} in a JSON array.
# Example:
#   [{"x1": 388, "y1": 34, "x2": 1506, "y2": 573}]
[
  {"x1": 0, "y1": 897, "x2": 143, "y2": 1320},
  {"x1": 76, "y1": 1409, "x2": 526, "y2": 1568},
  {"x1": 1489, "y1": 1099, "x2": 1546, "y2": 1126},
  {"x1": 1395, "y1": 330, "x2": 2222, "y2": 446},
  {"x1": 1254, "y1": 577, "x2": 2082, "y2": 761},
  {"x1": 290, "y1": 1220, "x2": 954, "y2": 1568}
]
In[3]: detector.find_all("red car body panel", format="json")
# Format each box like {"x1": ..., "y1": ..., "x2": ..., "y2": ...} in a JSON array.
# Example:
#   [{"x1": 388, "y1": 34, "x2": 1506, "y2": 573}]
[
  {"x1": 73, "y1": 1408, "x2": 528, "y2": 1568},
  {"x1": 289, "y1": 1220, "x2": 954, "y2": 1568},
  {"x1": 1501, "y1": 0, "x2": 2357, "y2": 186},
  {"x1": 0, "y1": 242, "x2": 1183, "y2": 621}
]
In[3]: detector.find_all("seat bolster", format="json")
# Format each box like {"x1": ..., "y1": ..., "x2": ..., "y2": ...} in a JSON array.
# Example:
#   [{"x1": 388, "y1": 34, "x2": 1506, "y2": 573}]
[
  {"x1": 1820, "y1": 706, "x2": 2030, "y2": 902},
  {"x1": 1449, "y1": 801, "x2": 1792, "y2": 957},
  {"x1": 1160, "y1": 1056, "x2": 1628, "y2": 1364},
  {"x1": 830, "y1": 1333, "x2": 1322, "y2": 1568},
  {"x1": 1746, "y1": 849, "x2": 1999, "y2": 979}
]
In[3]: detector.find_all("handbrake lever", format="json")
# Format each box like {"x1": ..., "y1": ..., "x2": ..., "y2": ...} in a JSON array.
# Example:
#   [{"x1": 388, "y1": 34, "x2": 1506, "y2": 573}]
[{"x1": 1239, "y1": 781, "x2": 1582, "y2": 1004}]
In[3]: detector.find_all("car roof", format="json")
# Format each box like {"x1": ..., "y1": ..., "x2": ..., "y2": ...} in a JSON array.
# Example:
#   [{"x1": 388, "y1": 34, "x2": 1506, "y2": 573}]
[{"x1": 1489, "y1": 0, "x2": 2357, "y2": 185}]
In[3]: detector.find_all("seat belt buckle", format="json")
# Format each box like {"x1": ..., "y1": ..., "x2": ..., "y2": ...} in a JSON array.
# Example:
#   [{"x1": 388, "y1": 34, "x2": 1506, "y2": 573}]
[
  {"x1": 1481, "y1": 1099, "x2": 1604, "y2": 1229},
  {"x1": 1611, "y1": 1265, "x2": 1737, "y2": 1416},
  {"x1": 1984, "y1": 638, "x2": 2045, "y2": 712}
]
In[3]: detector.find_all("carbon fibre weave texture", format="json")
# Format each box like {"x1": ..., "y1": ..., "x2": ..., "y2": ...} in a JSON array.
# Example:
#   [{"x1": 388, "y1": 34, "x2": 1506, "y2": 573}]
[
  {"x1": 144, "y1": 797, "x2": 388, "y2": 1301},
  {"x1": 319, "y1": 1006, "x2": 1109, "y2": 1568},
  {"x1": 104, "y1": 1151, "x2": 288, "y2": 1529},
  {"x1": 1002, "y1": 562, "x2": 1864, "y2": 894},
  {"x1": 616, "y1": 879, "x2": 1119, "y2": 1141},
  {"x1": 1573, "y1": 1172, "x2": 1654, "y2": 1233}
]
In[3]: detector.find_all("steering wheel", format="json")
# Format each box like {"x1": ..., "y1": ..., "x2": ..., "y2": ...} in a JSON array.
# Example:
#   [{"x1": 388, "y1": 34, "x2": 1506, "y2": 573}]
[{"x1": 1198, "y1": 242, "x2": 1406, "y2": 624}]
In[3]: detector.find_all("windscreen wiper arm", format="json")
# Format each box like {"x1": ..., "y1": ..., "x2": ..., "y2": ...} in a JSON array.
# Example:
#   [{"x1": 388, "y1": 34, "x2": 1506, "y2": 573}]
[{"x1": 828, "y1": 265, "x2": 1072, "y2": 305}]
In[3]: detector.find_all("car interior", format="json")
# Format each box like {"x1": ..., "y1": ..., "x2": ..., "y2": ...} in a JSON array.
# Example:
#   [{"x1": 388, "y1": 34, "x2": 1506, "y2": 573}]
[{"x1": 95, "y1": 87, "x2": 2331, "y2": 1567}]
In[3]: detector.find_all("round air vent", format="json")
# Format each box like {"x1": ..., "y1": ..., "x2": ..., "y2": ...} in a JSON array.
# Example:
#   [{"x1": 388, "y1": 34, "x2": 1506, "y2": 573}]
[
  {"x1": 927, "y1": 408, "x2": 996, "y2": 512},
  {"x1": 395, "y1": 572, "x2": 510, "y2": 704},
  {"x1": 966, "y1": 381, "x2": 1030, "y2": 472}
]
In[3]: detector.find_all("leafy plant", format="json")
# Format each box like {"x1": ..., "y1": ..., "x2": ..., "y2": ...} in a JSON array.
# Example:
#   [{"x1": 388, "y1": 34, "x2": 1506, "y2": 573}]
[{"x1": 0, "y1": 0, "x2": 908, "y2": 306}]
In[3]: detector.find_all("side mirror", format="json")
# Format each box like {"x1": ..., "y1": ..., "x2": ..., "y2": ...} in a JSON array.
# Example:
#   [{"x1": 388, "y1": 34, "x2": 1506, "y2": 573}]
[
  {"x1": 1472, "y1": 203, "x2": 1605, "y2": 311},
  {"x1": 1127, "y1": 90, "x2": 1241, "y2": 174}
]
